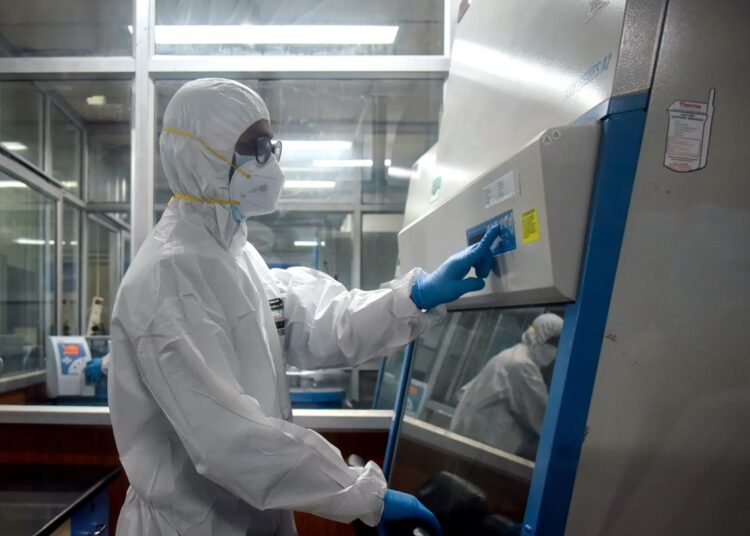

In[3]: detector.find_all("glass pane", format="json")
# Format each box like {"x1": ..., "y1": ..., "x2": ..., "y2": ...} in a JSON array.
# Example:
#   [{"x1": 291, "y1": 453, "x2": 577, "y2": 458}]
[
  {"x1": 361, "y1": 213, "x2": 402, "y2": 290},
  {"x1": 247, "y1": 211, "x2": 353, "y2": 288},
  {"x1": 155, "y1": 79, "x2": 442, "y2": 209},
  {"x1": 62, "y1": 204, "x2": 81, "y2": 335},
  {"x1": 50, "y1": 104, "x2": 82, "y2": 195},
  {"x1": 122, "y1": 234, "x2": 131, "y2": 274},
  {"x1": 0, "y1": 0, "x2": 133, "y2": 57},
  {"x1": 41, "y1": 80, "x2": 132, "y2": 202},
  {"x1": 85, "y1": 219, "x2": 119, "y2": 336},
  {"x1": 0, "y1": 82, "x2": 43, "y2": 167},
  {"x1": 155, "y1": 0, "x2": 444, "y2": 56},
  {"x1": 0, "y1": 171, "x2": 55, "y2": 377},
  {"x1": 386, "y1": 307, "x2": 566, "y2": 533},
  {"x1": 373, "y1": 347, "x2": 407, "y2": 410}
]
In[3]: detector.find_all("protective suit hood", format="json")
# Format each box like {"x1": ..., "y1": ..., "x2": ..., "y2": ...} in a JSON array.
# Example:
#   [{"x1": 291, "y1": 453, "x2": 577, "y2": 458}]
[
  {"x1": 159, "y1": 78, "x2": 270, "y2": 251},
  {"x1": 522, "y1": 313, "x2": 564, "y2": 367}
]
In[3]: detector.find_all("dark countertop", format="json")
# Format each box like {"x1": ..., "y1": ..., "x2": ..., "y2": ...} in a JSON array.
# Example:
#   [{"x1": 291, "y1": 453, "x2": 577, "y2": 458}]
[{"x1": 0, "y1": 464, "x2": 120, "y2": 536}]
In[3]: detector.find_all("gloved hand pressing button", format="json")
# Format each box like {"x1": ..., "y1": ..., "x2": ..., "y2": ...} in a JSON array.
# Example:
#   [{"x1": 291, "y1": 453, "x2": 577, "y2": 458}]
[
  {"x1": 379, "y1": 489, "x2": 442, "y2": 536},
  {"x1": 85, "y1": 357, "x2": 104, "y2": 384},
  {"x1": 411, "y1": 224, "x2": 501, "y2": 310}
]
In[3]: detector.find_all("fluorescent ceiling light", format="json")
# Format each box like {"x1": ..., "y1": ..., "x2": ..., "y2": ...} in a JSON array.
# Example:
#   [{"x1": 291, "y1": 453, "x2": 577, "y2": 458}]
[
  {"x1": 13, "y1": 238, "x2": 78, "y2": 246},
  {"x1": 284, "y1": 180, "x2": 336, "y2": 189},
  {"x1": 313, "y1": 159, "x2": 373, "y2": 168},
  {"x1": 1, "y1": 141, "x2": 28, "y2": 151},
  {"x1": 294, "y1": 240, "x2": 323, "y2": 247},
  {"x1": 0, "y1": 181, "x2": 26, "y2": 188},
  {"x1": 387, "y1": 166, "x2": 414, "y2": 179},
  {"x1": 62, "y1": 181, "x2": 78, "y2": 189},
  {"x1": 14, "y1": 238, "x2": 50, "y2": 245},
  {"x1": 155, "y1": 25, "x2": 399, "y2": 46},
  {"x1": 385, "y1": 159, "x2": 392, "y2": 166},
  {"x1": 283, "y1": 140, "x2": 352, "y2": 151},
  {"x1": 86, "y1": 95, "x2": 107, "y2": 106}
]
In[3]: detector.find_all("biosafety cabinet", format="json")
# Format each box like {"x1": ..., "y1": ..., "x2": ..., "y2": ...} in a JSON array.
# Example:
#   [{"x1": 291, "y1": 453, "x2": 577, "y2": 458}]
[{"x1": 380, "y1": 1, "x2": 750, "y2": 535}]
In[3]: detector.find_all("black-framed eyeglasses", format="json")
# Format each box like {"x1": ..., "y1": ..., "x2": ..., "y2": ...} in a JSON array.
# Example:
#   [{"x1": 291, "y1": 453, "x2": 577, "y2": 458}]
[{"x1": 239, "y1": 135, "x2": 283, "y2": 165}]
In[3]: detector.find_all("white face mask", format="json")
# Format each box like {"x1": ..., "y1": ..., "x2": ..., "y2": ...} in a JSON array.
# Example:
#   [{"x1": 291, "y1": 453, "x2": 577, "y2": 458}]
[{"x1": 229, "y1": 154, "x2": 285, "y2": 221}]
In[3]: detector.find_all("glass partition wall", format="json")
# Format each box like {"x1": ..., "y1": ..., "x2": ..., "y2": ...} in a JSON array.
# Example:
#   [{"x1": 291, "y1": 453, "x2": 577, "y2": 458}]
[
  {"x1": 0, "y1": 77, "x2": 131, "y2": 380},
  {"x1": 0, "y1": 0, "x2": 450, "y2": 402}
]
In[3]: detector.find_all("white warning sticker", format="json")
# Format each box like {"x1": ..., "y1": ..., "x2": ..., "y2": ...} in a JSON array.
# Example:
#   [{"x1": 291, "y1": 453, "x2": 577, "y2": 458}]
[
  {"x1": 664, "y1": 88, "x2": 715, "y2": 173},
  {"x1": 483, "y1": 170, "x2": 519, "y2": 209}
]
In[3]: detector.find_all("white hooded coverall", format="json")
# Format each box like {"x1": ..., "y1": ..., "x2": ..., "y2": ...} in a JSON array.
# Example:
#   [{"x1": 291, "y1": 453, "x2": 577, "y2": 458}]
[
  {"x1": 108, "y1": 78, "x2": 442, "y2": 536},
  {"x1": 449, "y1": 314, "x2": 562, "y2": 458}
]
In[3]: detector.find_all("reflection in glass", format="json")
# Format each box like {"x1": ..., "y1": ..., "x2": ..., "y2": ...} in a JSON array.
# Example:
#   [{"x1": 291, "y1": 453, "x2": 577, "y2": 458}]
[
  {"x1": 247, "y1": 211, "x2": 353, "y2": 288},
  {"x1": 154, "y1": 79, "x2": 442, "y2": 208},
  {"x1": 0, "y1": 0, "x2": 133, "y2": 57},
  {"x1": 450, "y1": 312, "x2": 564, "y2": 459},
  {"x1": 155, "y1": 0, "x2": 444, "y2": 56},
  {"x1": 50, "y1": 104, "x2": 82, "y2": 195},
  {"x1": 0, "y1": 82, "x2": 43, "y2": 167},
  {"x1": 0, "y1": 172, "x2": 55, "y2": 377},
  {"x1": 62, "y1": 204, "x2": 81, "y2": 335},
  {"x1": 385, "y1": 307, "x2": 566, "y2": 533}
]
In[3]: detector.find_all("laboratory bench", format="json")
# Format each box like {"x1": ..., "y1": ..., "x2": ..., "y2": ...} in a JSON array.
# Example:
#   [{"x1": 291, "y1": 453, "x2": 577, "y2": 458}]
[{"x1": 0, "y1": 402, "x2": 392, "y2": 535}]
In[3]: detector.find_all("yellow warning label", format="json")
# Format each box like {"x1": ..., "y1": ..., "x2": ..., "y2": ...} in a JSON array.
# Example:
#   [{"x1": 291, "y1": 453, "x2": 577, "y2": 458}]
[{"x1": 521, "y1": 209, "x2": 540, "y2": 244}]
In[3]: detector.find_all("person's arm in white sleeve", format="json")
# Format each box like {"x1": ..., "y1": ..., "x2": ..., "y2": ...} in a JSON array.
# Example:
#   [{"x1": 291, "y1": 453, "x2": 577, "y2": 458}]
[
  {"x1": 272, "y1": 266, "x2": 444, "y2": 370},
  {"x1": 269, "y1": 223, "x2": 501, "y2": 370},
  {"x1": 133, "y1": 290, "x2": 386, "y2": 526}
]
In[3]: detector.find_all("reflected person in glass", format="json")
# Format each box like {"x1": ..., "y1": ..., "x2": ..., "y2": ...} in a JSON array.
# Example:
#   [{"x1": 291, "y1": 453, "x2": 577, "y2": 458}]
[
  {"x1": 450, "y1": 313, "x2": 563, "y2": 459},
  {"x1": 106, "y1": 78, "x2": 497, "y2": 536}
]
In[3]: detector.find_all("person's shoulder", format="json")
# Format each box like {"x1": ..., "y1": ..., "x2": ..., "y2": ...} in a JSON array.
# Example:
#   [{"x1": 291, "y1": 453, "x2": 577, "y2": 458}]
[{"x1": 491, "y1": 344, "x2": 534, "y2": 371}]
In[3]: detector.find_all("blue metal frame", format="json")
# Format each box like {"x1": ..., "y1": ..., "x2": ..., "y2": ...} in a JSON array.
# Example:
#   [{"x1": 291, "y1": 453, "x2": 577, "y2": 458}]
[
  {"x1": 522, "y1": 98, "x2": 649, "y2": 534},
  {"x1": 382, "y1": 341, "x2": 416, "y2": 481}
]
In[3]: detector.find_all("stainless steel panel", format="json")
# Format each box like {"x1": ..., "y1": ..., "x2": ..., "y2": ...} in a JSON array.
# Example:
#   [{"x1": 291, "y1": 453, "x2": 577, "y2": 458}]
[
  {"x1": 402, "y1": 144, "x2": 437, "y2": 228},
  {"x1": 611, "y1": 0, "x2": 669, "y2": 97},
  {"x1": 429, "y1": 0, "x2": 625, "y2": 212},
  {"x1": 566, "y1": 0, "x2": 750, "y2": 533}
]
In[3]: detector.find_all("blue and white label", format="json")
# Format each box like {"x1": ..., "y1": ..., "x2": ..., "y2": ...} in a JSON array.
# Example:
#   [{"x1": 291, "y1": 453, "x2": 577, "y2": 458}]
[
  {"x1": 466, "y1": 210, "x2": 517, "y2": 256},
  {"x1": 57, "y1": 342, "x2": 86, "y2": 375}
]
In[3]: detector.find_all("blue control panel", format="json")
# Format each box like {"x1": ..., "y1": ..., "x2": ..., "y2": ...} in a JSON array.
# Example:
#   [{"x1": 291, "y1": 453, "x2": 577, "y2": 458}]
[
  {"x1": 466, "y1": 210, "x2": 517, "y2": 256},
  {"x1": 57, "y1": 342, "x2": 88, "y2": 375}
]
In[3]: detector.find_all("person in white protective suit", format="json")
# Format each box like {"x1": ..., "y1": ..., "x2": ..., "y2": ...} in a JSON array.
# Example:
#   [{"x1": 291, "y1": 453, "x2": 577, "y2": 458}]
[
  {"x1": 108, "y1": 78, "x2": 501, "y2": 536},
  {"x1": 450, "y1": 313, "x2": 563, "y2": 459}
]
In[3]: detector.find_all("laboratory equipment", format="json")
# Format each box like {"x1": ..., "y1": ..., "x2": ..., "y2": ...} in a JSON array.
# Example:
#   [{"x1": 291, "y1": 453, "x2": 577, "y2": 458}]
[
  {"x1": 46, "y1": 336, "x2": 109, "y2": 402},
  {"x1": 286, "y1": 367, "x2": 348, "y2": 409},
  {"x1": 382, "y1": 0, "x2": 750, "y2": 534},
  {"x1": 46, "y1": 336, "x2": 93, "y2": 399}
]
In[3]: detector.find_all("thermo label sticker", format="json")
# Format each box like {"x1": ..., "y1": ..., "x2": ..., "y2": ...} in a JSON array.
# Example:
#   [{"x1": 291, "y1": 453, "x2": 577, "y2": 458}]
[
  {"x1": 521, "y1": 209, "x2": 540, "y2": 244},
  {"x1": 483, "y1": 170, "x2": 519, "y2": 209},
  {"x1": 665, "y1": 88, "x2": 715, "y2": 172}
]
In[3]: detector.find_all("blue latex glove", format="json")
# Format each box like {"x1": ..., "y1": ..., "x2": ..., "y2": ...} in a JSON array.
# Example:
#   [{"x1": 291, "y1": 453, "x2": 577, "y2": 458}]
[
  {"x1": 379, "y1": 489, "x2": 442, "y2": 536},
  {"x1": 85, "y1": 357, "x2": 104, "y2": 384},
  {"x1": 411, "y1": 223, "x2": 501, "y2": 310}
]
